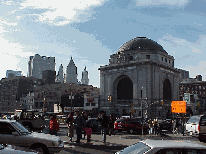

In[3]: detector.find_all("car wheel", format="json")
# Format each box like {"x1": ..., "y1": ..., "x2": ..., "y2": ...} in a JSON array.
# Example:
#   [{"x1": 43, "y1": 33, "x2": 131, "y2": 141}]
[
  {"x1": 129, "y1": 128, "x2": 134, "y2": 134},
  {"x1": 31, "y1": 144, "x2": 49, "y2": 154}
]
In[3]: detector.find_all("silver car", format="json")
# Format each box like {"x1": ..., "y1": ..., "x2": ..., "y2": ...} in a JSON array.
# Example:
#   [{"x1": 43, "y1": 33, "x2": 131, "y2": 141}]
[
  {"x1": 115, "y1": 139, "x2": 206, "y2": 154},
  {"x1": 0, "y1": 119, "x2": 64, "y2": 154}
]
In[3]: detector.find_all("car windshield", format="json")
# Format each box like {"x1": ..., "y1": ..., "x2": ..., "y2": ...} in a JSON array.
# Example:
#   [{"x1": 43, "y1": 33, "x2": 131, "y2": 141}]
[
  {"x1": 187, "y1": 116, "x2": 201, "y2": 124},
  {"x1": 118, "y1": 142, "x2": 151, "y2": 154},
  {"x1": 116, "y1": 119, "x2": 126, "y2": 123},
  {"x1": 11, "y1": 122, "x2": 30, "y2": 134}
]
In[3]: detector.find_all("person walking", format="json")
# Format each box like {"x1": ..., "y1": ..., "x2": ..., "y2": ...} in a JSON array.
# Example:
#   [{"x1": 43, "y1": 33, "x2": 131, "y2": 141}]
[
  {"x1": 97, "y1": 110, "x2": 109, "y2": 144},
  {"x1": 148, "y1": 119, "x2": 153, "y2": 135},
  {"x1": 49, "y1": 114, "x2": 59, "y2": 135},
  {"x1": 66, "y1": 112, "x2": 74, "y2": 141},
  {"x1": 75, "y1": 110, "x2": 84, "y2": 143},
  {"x1": 108, "y1": 115, "x2": 114, "y2": 136},
  {"x1": 82, "y1": 111, "x2": 88, "y2": 139}
]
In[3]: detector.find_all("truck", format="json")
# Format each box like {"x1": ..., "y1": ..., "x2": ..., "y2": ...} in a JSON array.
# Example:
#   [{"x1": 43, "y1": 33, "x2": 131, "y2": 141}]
[{"x1": 14, "y1": 109, "x2": 50, "y2": 131}]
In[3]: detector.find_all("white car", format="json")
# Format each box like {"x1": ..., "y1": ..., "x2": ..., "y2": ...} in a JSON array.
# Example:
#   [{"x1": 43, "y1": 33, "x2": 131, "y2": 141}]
[
  {"x1": 115, "y1": 139, "x2": 206, "y2": 154},
  {"x1": 186, "y1": 115, "x2": 203, "y2": 136},
  {"x1": 0, "y1": 119, "x2": 64, "y2": 154}
]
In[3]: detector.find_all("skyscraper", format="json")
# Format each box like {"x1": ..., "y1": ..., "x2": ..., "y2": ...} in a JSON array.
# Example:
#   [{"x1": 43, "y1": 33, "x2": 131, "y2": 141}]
[
  {"x1": 81, "y1": 66, "x2": 89, "y2": 85},
  {"x1": 56, "y1": 64, "x2": 64, "y2": 83},
  {"x1": 65, "y1": 57, "x2": 78, "y2": 84},
  {"x1": 28, "y1": 54, "x2": 55, "y2": 79}
]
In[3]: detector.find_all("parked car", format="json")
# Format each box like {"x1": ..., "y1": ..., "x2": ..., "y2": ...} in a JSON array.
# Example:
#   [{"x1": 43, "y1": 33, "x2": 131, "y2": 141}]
[
  {"x1": 186, "y1": 115, "x2": 204, "y2": 136},
  {"x1": 0, "y1": 119, "x2": 64, "y2": 154},
  {"x1": 115, "y1": 139, "x2": 206, "y2": 154},
  {"x1": 114, "y1": 118, "x2": 149, "y2": 134},
  {"x1": 199, "y1": 114, "x2": 206, "y2": 142}
]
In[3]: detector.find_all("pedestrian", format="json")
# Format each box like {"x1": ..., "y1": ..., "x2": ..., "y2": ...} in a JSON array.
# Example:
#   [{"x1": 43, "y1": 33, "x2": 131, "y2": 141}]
[
  {"x1": 49, "y1": 114, "x2": 59, "y2": 135},
  {"x1": 97, "y1": 110, "x2": 109, "y2": 144},
  {"x1": 153, "y1": 119, "x2": 158, "y2": 135},
  {"x1": 148, "y1": 119, "x2": 153, "y2": 135},
  {"x1": 83, "y1": 124, "x2": 92, "y2": 143},
  {"x1": 75, "y1": 110, "x2": 85, "y2": 143},
  {"x1": 82, "y1": 111, "x2": 88, "y2": 139},
  {"x1": 108, "y1": 115, "x2": 114, "y2": 136},
  {"x1": 66, "y1": 112, "x2": 74, "y2": 141}
]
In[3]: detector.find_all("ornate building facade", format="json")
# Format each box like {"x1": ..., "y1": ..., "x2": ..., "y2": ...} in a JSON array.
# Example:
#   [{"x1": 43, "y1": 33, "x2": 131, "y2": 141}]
[
  {"x1": 65, "y1": 57, "x2": 78, "y2": 84},
  {"x1": 99, "y1": 37, "x2": 187, "y2": 119}
]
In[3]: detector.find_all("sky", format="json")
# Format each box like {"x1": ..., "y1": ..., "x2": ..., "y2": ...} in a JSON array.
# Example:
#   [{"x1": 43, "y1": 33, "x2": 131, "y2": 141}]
[{"x1": 1, "y1": 0, "x2": 206, "y2": 87}]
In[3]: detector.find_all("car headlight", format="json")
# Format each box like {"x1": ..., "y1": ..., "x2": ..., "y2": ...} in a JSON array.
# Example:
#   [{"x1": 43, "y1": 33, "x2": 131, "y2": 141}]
[{"x1": 52, "y1": 141, "x2": 59, "y2": 146}]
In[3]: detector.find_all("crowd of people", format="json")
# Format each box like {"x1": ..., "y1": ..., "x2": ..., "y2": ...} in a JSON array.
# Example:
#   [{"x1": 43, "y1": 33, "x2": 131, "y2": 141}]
[{"x1": 47, "y1": 110, "x2": 184, "y2": 144}]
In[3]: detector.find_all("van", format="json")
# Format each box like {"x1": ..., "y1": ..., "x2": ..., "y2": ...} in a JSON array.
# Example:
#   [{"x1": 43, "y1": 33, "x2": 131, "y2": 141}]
[
  {"x1": 199, "y1": 115, "x2": 206, "y2": 142},
  {"x1": 186, "y1": 115, "x2": 204, "y2": 136}
]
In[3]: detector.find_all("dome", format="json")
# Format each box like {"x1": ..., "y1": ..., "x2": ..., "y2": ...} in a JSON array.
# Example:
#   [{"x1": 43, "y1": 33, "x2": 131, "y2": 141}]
[{"x1": 117, "y1": 37, "x2": 167, "y2": 54}]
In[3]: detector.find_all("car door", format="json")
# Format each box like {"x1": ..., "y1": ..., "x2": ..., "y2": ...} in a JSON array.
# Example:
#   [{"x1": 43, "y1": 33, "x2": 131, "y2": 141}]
[{"x1": 0, "y1": 122, "x2": 17, "y2": 145}]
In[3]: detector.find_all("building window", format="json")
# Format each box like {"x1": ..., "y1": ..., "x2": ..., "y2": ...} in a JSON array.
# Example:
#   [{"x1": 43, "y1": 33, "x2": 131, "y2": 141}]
[
  {"x1": 129, "y1": 56, "x2": 133, "y2": 61},
  {"x1": 162, "y1": 57, "x2": 163, "y2": 61},
  {"x1": 199, "y1": 86, "x2": 202, "y2": 90},
  {"x1": 203, "y1": 86, "x2": 205, "y2": 90},
  {"x1": 91, "y1": 103, "x2": 95, "y2": 106},
  {"x1": 139, "y1": 111, "x2": 141, "y2": 116},
  {"x1": 169, "y1": 60, "x2": 170, "y2": 63},
  {"x1": 165, "y1": 58, "x2": 167, "y2": 62},
  {"x1": 146, "y1": 55, "x2": 150, "y2": 59},
  {"x1": 86, "y1": 103, "x2": 90, "y2": 106}
]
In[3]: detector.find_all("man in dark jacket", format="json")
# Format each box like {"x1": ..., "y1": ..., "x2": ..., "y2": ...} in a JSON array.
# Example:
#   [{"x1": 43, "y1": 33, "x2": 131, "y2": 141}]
[
  {"x1": 97, "y1": 110, "x2": 108, "y2": 144},
  {"x1": 75, "y1": 110, "x2": 84, "y2": 143}
]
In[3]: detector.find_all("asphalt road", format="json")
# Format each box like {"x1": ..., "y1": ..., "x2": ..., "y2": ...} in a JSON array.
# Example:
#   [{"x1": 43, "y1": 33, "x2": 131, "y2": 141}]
[{"x1": 55, "y1": 127, "x2": 206, "y2": 154}]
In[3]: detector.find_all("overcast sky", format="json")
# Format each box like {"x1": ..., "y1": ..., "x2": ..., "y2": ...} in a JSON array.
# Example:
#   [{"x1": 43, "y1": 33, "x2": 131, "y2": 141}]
[{"x1": 1, "y1": 0, "x2": 206, "y2": 87}]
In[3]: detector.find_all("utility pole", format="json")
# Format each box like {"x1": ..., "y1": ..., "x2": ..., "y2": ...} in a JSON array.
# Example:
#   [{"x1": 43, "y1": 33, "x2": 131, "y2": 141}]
[{"x1": 141, "y1": 88, "x2": 144, "y2": 135}]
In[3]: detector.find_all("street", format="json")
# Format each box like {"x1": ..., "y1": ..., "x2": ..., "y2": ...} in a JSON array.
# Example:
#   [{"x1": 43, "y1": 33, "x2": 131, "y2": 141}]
[{"x1": 55, "y1": 126, "x2": 206, "y2": 154}]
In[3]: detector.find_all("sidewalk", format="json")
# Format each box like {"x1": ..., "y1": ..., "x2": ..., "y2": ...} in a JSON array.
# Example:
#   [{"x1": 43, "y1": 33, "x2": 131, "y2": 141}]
[{"x1": 61, "y1": 133, "x2": 141, "y2": 146}]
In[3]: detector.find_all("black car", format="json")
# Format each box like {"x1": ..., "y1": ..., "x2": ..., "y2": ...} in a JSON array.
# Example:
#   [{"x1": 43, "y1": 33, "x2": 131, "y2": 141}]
[{"x1": 86, "y1": 118, "x2": 100, "y2": 132}]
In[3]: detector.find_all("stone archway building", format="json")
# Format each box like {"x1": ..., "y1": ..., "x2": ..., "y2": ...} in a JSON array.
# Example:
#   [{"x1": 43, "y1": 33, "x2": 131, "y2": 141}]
[{"x1": 98, "y1": 37, "x2": 186, "y2": 119}]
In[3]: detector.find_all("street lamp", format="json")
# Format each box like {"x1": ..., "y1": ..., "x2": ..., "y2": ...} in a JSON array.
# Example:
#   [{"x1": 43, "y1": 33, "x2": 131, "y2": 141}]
[{"x1": 141, "y1": 87, "x2": 143, "y2": 135}]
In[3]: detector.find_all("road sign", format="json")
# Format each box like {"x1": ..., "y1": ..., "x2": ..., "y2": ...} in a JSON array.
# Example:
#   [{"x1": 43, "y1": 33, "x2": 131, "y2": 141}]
[
  {"x1": 183, "y1": 93, "x2": 190, "y2": 104},
  {"x1": 171, "y1": 101, "x2": 186, "y2": 113}
]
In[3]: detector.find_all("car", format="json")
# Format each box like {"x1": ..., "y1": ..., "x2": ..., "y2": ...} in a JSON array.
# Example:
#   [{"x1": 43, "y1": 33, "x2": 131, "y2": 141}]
[
  {"x1": 56, "y1": 115, "x2": 67, "y2": 125},
  {"x1": 199, "y1": 114, "x2": 206, "y2": 142},
  {"x1": 158, "y1": 119, "x2": 173, "y2": 133},
  {"x1": 115, "y1": 139, "x2": 206, "y2": 154},
  {"x1": 0, "y1": 119, "x2": 64, "y2": 154},
  {"x1": 0, "y1": 144, "x2": 38, "y2": 153},
  {"x1": 114, "y1": 118, "x2": 149, "y2": 134},
  {"x1": 86, "y1": 118, "x2": 100, "y2": 132},
  {"x1": 186, "y1": 115, "x2": 203, "y2": 136}
]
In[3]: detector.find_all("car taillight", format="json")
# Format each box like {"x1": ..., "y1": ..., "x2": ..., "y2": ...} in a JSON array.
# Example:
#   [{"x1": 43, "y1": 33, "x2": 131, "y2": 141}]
[{"x1": 198, "y1": 124, "x2": 200, "y2": 131}]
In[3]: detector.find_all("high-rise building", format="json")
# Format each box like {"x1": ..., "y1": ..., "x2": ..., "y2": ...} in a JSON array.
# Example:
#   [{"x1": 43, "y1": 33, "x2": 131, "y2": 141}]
[
  {"x1": 65, "y1": 57, "x2": 78, "y2": 84},
  {"x1": 6, "y1": 70, "x2": 22, "y2": 78},
  {"x1": 28, "y1": 54, "x2": 55, "y2": 79},
  {"x1": 81, "y1": 66, "x2": 89, "y2": 85},
  {"x1": 56, "y1": 64, "x2": 64, "y2": 83}
]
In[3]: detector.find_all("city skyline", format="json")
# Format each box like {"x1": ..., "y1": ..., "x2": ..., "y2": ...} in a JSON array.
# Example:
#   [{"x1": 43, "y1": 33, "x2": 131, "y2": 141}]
[{"x1": 1, "y1": 0, "x2": 206, "y2": 87}]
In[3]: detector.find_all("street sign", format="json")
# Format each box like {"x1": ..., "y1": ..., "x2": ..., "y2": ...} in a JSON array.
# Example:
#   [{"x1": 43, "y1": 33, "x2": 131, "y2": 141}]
[
  {"x1": 171, "y1": 101, "x2": 186, "y2": 113},
  {"x1": 183, "y1": 93, "x2": 190, "y2": 104}
]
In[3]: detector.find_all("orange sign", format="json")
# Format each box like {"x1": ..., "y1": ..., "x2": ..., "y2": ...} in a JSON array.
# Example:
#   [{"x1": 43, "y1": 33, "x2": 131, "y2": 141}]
[{"x1": 171, "y1": 101, "x2": 186, "y2": 113}]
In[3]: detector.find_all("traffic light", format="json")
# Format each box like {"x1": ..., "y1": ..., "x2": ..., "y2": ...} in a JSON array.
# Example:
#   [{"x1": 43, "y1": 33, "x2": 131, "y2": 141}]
[
  {"x1": 130, "y1": 103, "x2": 132, "y2": 108},
  {"x1": 108, "y1": 95, "x2": 112, "y2": 102}
]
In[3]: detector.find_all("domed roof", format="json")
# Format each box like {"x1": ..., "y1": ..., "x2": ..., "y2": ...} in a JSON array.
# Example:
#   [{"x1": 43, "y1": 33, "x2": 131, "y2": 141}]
[{"x1": 117, "y1": 37, "x2": 167, "y2": 53}]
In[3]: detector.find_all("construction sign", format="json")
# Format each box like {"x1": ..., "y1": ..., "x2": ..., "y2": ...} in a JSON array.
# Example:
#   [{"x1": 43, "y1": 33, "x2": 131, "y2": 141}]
[{"x1": 171, "y1": 101, "x2": 186, "y2": 113}]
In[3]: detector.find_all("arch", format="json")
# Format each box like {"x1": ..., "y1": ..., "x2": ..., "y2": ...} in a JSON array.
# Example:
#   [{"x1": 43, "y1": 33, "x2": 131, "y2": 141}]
[
  {"x1": 116, "y1": 76, "x2": 133, "y2": 100},
  {"x1": 163, "y1": 78, "x2": 171, "y2": 100}
]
